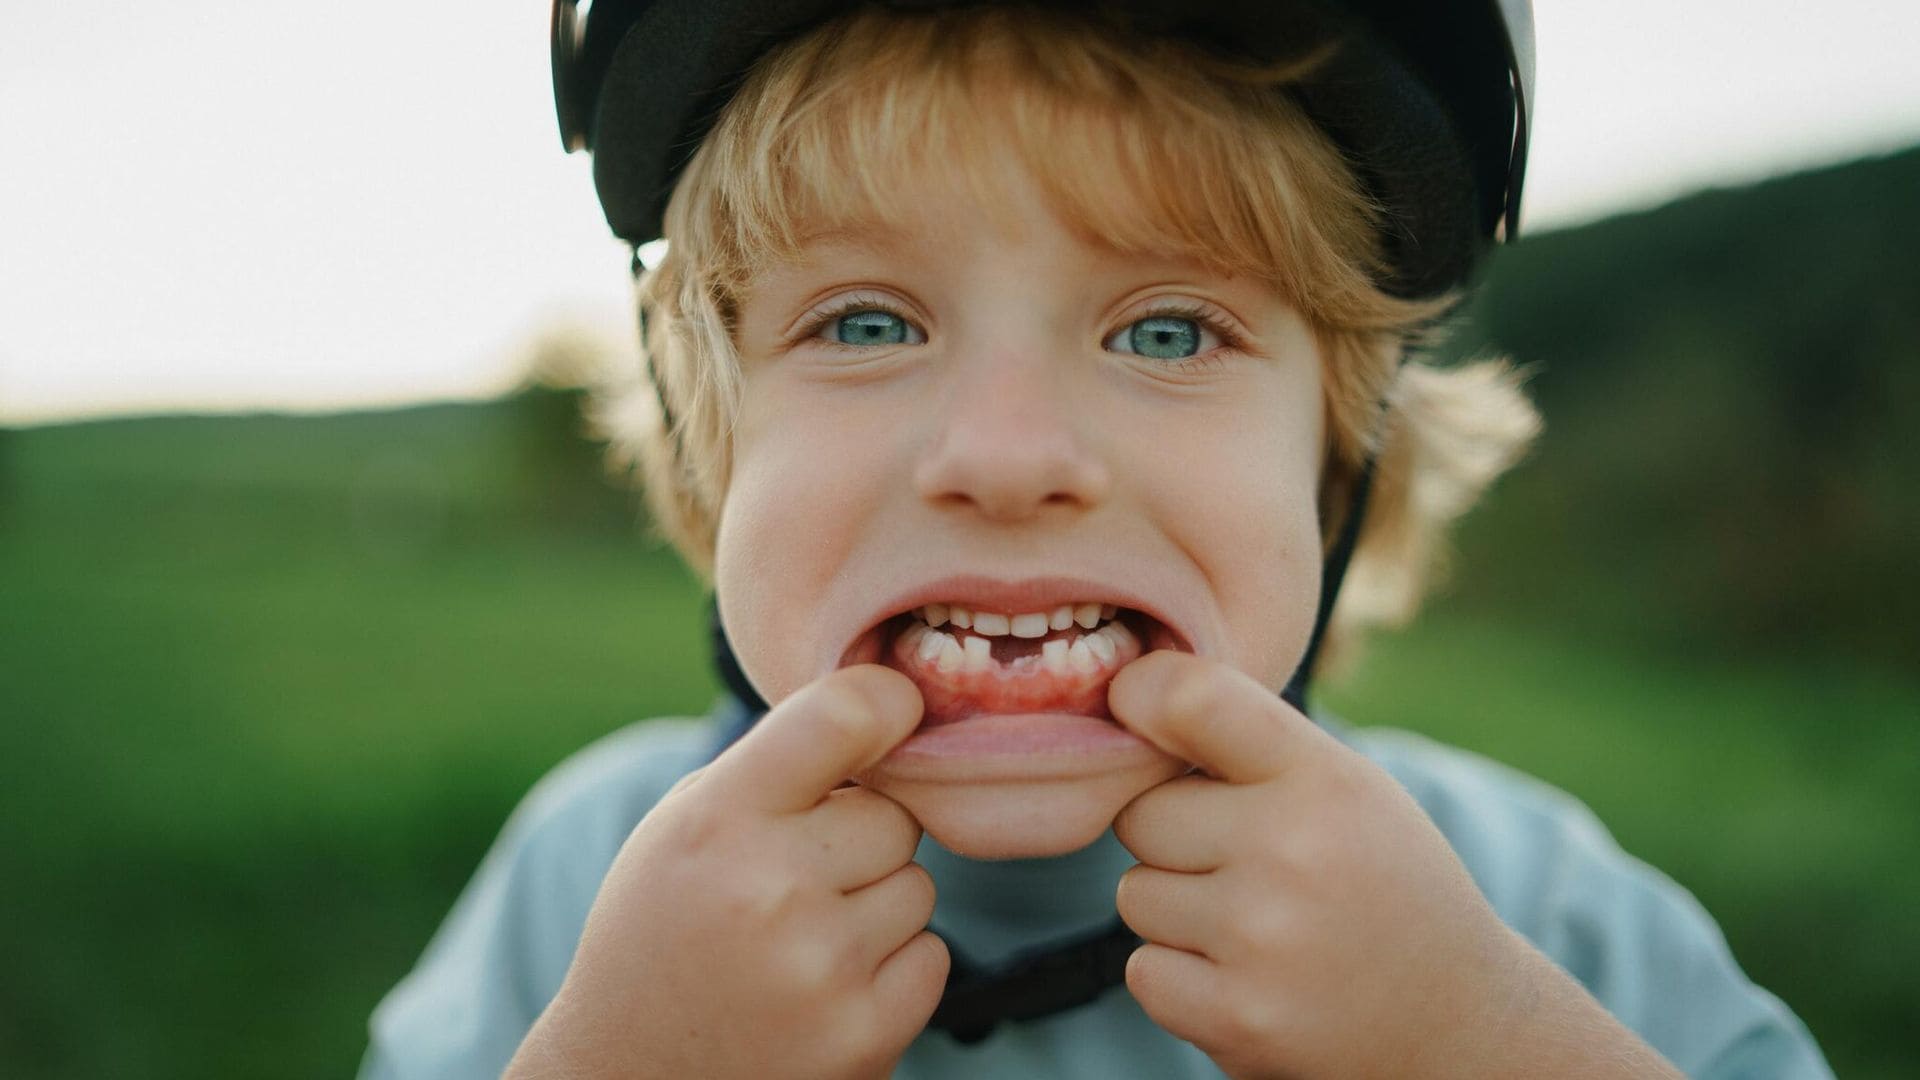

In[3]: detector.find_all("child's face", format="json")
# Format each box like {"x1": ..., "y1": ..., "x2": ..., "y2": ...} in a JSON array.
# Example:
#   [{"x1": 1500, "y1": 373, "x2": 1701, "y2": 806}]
[{"x1": 715, "y1": 165, "x2": 1327, "y2": 859}]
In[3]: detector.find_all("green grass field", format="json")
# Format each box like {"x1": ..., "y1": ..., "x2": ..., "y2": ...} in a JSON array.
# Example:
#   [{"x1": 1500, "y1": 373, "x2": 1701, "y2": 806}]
[{"x1": 2, "y1": 402, "x2": 1915, "y2": 1078}]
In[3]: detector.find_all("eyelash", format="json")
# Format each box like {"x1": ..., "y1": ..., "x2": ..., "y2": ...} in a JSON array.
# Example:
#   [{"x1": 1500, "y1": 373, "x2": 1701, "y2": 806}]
[{"x1": 790, "y1": 294, "x2": 1245, "y2": 372}]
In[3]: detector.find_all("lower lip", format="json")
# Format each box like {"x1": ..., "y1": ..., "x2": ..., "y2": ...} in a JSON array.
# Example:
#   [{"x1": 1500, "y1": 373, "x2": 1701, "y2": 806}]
[{"x1": 877, "y1": 711, "x2": 1162, "y2": 782}]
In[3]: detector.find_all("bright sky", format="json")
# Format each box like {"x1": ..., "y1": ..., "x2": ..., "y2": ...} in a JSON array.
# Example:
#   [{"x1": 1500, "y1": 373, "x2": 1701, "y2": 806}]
[{"x1": 5, "y1": 1, "x2": 1919, "y2": 425}]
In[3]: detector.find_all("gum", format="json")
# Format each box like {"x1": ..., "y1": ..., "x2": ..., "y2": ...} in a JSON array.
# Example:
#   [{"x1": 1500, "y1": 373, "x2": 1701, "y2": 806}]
[{"x1": 885, "y1": 619, "x2": 1143, "y2": 726}]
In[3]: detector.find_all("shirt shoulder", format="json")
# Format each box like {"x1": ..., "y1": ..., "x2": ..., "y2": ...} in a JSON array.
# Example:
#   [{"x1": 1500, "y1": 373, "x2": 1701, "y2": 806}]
[
  {"x1": 513, "y1": 715, "x2": 717, "y2": 846},
  {"x1": 1338, "y1": 724, "x2": 1832, "y2": 1079},
  {"x1": 359, "y1": 715, "x2": 718, "y2": 1080}
]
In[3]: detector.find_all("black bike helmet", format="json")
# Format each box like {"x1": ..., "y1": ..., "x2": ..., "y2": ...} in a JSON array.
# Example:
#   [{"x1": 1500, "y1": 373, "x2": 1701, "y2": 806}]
[{"x1": 553, "y1": 0, "x2": 1533, "y2": 299}]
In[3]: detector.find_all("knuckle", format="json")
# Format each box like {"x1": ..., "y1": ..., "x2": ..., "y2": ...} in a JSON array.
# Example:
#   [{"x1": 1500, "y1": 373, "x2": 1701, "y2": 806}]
[
  {"x1": 1275, "y1": 807, "x2": 1350, "y2": 878},
  {"x1": 1111, "y1": 799, "x2": 1145, "y2": 847},
  {"x1": 779, "y1": 933, "x2": 833, "y2": 991},
  {"x1": 1123, "y1": 945, "x2": 1160, "y2": 1000},
  {"x1": 719, "y1": 868, "x2": 799, "y2": 927},
  {"x1": 1231, "y1": 899, "x2": 1290, "y2": 957},
  {"x1": 873, "y1": 792, "x2": 922, "y2": 843},
  {"x1": 916, "y1": 929, "x2": 952, "y2": 978},
  {"x1": 900, "y1": 863, "x2": 937, "y2": 917},
  {"x1": 1222, "y1": 992, "x2": 1282, "y2": 1049},
  {"x1": 839, "y1": 788, "x2": 921, "y2": 852},
  {"x1": 776, "y1": 932, "x2": 846, "y2": 992},
  {"x1": 900, "y1": 931, "x2": 952, "y2": 1006},
  {"x1": 659, "y1": 795, "x2": 729, "y2": 859},
  {"x1": 1114, "y1": 867, "x2": 1149, "y2": 922},
  {"x1": 1319, "y1": 754, "x2": 1378, "y2": 804}
]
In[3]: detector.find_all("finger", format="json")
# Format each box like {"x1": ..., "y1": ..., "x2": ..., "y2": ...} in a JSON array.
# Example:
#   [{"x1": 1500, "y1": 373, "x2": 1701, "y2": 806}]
[
  {"x1": 805, "y1": 786, "x2": 923, "y2": 890},
  {"x1": 1111, "y1": 773, "x2": 1242, "y2": 871},
  {"x1": 1115, "y1": 865, "x2": 1219, "y2": 957},
  {"x1": 1108, "y1": 651, "x2": 1330, "y2": 783},
  {"x1": 845, "y1": 863, "x2": 937, "y2": 971},
  {"x1": 1125, "y1": 943, "x2": 1229, "y2": 1050},
  {"x1": 869, "y1": 931, "x2": 950, "y2": 1048},
  {"x1": 706, "y1": 665, "x2": 924, "y2": 813}
]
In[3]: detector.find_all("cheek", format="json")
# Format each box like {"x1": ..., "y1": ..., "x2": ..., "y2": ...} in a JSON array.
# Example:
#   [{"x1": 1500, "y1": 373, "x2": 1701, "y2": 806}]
[
  {"x1": 1157, "y1": 379, "x2": 1325, "y2": 685},
  {"x1": 713, "y1": 382, "x2": 896, "y2": 703}
]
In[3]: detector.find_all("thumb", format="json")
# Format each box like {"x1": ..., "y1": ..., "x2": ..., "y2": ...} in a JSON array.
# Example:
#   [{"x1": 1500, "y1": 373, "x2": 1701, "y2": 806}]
[
  {"x1": 1108, "y1": 650, "x2": 1300, "y2": 783},
  {"x1": 704, "y1": 664, "x2": 924, "y2": 813}
]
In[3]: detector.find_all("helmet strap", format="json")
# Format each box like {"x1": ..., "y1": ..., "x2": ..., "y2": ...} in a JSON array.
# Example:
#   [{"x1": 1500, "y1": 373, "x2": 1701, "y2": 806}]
[{"x1": 1281, "y1": 449, "x2": 1377, "y2": 714}]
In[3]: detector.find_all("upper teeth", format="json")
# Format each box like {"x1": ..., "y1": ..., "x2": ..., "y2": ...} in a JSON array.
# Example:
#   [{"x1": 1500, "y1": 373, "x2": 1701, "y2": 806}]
[
  {"x1": 903, "y1": 613, "x2": 1138, "y2": 675},
  {"x1": 919, "y1": 602, "x2": 1119, "y2": 636}
]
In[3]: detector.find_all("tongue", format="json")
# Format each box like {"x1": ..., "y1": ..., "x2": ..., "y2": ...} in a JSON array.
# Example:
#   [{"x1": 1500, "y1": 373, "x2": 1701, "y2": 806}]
[{"x1": 883, "y1": 620, "x2": 1144, "y2": 726}]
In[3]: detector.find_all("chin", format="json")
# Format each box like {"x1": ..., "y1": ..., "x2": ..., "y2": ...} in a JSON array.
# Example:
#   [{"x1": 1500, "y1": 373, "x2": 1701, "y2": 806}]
[{"x1": 863, "y1": 758, "x2": 1185, "y2": 860}]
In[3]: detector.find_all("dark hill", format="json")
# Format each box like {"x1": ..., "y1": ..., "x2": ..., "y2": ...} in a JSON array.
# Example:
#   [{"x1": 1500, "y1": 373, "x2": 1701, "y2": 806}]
[{"x1": 1438, "y1": 145, "x2": 1920, "y2": 665}]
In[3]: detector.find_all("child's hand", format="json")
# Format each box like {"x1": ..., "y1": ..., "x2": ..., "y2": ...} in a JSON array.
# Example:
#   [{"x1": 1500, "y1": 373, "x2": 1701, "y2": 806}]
[
  {"x1": 1108, "y1": 651, "x2": 1681, "y2": 1079},
  {"x1": 507, "y1": 665, "x2": 947, "y2": 1080}
]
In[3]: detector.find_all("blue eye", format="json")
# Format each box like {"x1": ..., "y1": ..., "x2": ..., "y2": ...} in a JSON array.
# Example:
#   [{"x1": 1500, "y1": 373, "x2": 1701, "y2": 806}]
[
  {"x1": 834, "y1": 310, "x2": 911, "y2": 345},
  {"x1": 1127, "y1": 316, "x2": 1201, "y2": 359}
]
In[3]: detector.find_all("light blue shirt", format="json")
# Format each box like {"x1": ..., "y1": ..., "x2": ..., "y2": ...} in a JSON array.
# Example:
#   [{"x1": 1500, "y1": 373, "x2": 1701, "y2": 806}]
[{"x1": 359, "y1": 707, "x2": 1831, "y2": 1078}]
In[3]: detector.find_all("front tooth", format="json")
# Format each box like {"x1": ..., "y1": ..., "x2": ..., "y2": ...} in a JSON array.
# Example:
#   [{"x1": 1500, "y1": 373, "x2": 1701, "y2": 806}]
[
  {"x1": 949, "y1": 605, "x2": 973, "y2": 630},
  {"x1": 917, "y1": 627, "x2": 949, "y2": 662},
  {"x1": 923, "y1": 603, "x2": 949, "y2": 627},
  {"x1": 1010, "y1": 612, "x2": 1049, "y2": 638},
  {"x1": 962, "y1": 635, "x2": 992, "y2": 672},
  {"x1": 971, "y1": 611, "x2": 1011, "y2": 636},
  {"x1": 1066, "y1": 637, "x2": 1099, "y2": 674},
  {"x1": 1048, "y1": 605, "x2": 1074, "y2": 631},
  {"x1": 935, "y1": 635, "x2": 965, "y2": 672},
  {"x1": 1084, "y1": 628, "x2": 1117, "y2": 664},
  {"x1": 1041, "y1": 639, "x2": 1069, "y2": 672},
  {"x1": 1073, "y1": 602, "x2": 1101, "y2": 629}
]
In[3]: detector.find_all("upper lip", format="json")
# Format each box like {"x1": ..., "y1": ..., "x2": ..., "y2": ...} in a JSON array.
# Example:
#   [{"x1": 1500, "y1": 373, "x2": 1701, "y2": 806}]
[{"x1": 839, "y1": 573, "x2": 1196, "y2": 666}]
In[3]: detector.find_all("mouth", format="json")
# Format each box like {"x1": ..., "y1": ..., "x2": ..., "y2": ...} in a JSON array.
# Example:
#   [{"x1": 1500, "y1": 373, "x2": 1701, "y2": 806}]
[{"x1": 846, "y1": 600, "x2": 1186, "y2": 728}]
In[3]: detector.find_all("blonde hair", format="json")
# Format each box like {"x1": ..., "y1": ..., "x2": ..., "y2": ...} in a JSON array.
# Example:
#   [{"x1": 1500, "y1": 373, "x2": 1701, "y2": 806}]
[{"x1": 594, "y1": 4, "x2": 1540, "y2": 675}]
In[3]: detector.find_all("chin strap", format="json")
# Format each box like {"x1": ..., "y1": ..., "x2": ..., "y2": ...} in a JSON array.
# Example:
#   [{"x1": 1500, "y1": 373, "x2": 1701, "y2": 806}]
[
  {"x1": 1281, "y1": 452, "x2": 1376, "y2": 713},
  {"x1": 701, "y1": 454, "x2": 1377, "y2": 1041},
  {"x1": 930, "y1": 918, "x2": 1142, "y2": 1044}
]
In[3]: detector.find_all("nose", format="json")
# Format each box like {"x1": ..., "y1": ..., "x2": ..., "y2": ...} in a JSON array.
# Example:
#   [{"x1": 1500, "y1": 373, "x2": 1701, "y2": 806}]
[{"x1": 913, "y1": 343, "x2": 1112, "y2": 523}]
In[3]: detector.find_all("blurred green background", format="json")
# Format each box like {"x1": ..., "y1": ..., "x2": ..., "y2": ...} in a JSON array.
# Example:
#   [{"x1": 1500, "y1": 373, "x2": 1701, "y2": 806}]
[{"x1": 3, "y1": 147, "x2": 1916, "y2": 1078}]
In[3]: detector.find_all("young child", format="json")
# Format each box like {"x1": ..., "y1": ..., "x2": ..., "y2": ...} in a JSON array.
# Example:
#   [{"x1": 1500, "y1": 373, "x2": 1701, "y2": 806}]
[{"x1": 363, "y1": 3, "x2": 1831, "y2": 1076}]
